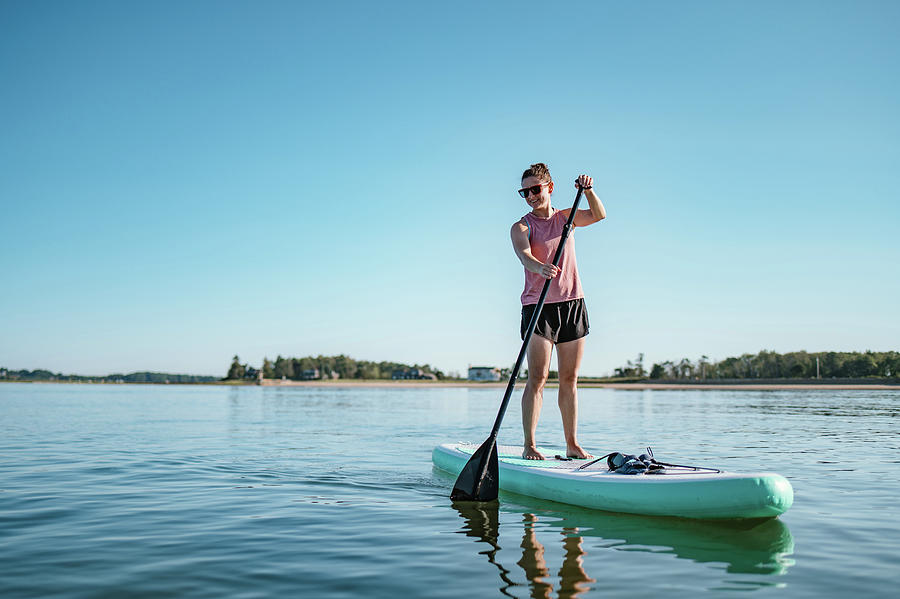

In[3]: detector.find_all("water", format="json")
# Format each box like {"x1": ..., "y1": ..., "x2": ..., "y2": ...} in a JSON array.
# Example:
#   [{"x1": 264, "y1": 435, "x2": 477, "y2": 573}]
[{"x1": 1, "y1": 382, "x2": 897, "y2": 598}]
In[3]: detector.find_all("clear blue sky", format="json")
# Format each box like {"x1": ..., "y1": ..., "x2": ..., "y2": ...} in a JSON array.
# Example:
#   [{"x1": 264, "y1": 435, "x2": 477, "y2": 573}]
[{"x1": 2, "y1": 1, "x2": 898, "y2": 377}]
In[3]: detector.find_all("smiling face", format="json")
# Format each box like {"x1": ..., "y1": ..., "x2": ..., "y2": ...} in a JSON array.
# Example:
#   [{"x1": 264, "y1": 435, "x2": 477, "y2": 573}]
[{"x1": 520, "y1": 175, "x2": 553, "y2": 212}]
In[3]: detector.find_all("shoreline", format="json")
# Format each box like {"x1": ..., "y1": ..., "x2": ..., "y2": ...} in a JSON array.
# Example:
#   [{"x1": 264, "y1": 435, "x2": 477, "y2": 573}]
[
  {"x1": 4, "y1": 379, "x2": 898, "y2": 391},
  {"x1": 259, "y1": 379, "x2": 900, "y2": 391}
]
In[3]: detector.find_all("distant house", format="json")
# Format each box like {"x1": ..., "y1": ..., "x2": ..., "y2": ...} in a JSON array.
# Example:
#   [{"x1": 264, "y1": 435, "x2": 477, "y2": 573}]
[
  {"x1": 392, "y1": 368, "x2": 437, "y2": 380},
  {"x1": 301, "y1": 368, "x2": 320, "y2": 380},
  {"x1": 468, "y1": 366, "x2": 501, "y2": 381}
]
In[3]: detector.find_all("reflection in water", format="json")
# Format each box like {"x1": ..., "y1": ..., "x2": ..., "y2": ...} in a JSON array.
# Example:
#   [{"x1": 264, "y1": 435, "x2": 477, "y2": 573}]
[
  {"x1": 455, "y1": 502, "x2": 595, "y2": 598},
  {"x1": 518, "y1": 514, "x2": 595, "y2": 599},
  {"x1": 454, "y1": 501, "x2": 517, "y2": 597},
  {"x1": 453, "y1": 497, "x2": 794, "y2": 597}
]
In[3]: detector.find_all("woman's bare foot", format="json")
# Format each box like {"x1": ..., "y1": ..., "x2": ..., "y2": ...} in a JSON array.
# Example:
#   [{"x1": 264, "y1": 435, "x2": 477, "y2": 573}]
[
  {"x1": 523, "y1": 445, "x2": 546, "y2": 460},
  {"x1": 566, "y1": 444, "x2": 593, "y2": 459}
]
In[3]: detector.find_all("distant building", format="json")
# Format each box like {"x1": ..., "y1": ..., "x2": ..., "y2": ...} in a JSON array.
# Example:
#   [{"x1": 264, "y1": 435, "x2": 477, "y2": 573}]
[
  {"x1": 468, "y1": 366, "x2": 501, "y2": 381},
  {"x1": 392, "y1": 368, "x2": 437, "y2": 380},
  {"x1": 301, "y1": 368, "x2": 320, "y2": 380}
]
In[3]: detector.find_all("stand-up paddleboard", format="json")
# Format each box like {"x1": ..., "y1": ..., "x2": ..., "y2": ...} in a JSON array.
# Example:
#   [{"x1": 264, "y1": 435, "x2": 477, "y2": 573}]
[{"x1": 435, "y1": 443, "x2": 793, "y2": 520}]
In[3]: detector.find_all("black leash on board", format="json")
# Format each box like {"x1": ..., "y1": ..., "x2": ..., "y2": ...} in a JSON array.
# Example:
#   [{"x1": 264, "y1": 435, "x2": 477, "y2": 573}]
[{"x1": 576, "y1": 447, "x2": 721, "y2": 474}]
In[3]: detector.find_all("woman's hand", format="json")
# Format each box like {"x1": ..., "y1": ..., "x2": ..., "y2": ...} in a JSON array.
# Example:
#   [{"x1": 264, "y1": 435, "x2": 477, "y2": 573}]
[
  {"x1": 537, "y1": 263, "x2": 560, "y2": 279},
  {"x1": 575, "y1": 174, "x2": 593, "y2": 189}
]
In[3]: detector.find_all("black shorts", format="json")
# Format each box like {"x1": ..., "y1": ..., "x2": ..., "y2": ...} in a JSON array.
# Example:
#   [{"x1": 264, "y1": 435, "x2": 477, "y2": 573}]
[{"x1": 520, "y1": 298, "x2": 590, "y2": 344}]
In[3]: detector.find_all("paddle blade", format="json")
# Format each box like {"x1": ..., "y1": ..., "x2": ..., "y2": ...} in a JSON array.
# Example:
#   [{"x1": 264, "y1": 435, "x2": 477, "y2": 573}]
[{"x1": 450, "y1": 440, "x2": 499, "y2": 502}]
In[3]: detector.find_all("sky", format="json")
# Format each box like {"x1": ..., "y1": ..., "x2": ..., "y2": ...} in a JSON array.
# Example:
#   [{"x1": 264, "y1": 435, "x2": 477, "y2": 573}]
[{"x1": 1, "y1": 1, "x2": 898, "y2": 378}]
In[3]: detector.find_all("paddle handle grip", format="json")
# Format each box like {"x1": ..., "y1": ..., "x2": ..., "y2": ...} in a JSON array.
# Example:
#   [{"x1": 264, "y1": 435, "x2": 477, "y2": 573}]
[{"x1": 488, "y1": 186, "x2": 585, "y2": 439}]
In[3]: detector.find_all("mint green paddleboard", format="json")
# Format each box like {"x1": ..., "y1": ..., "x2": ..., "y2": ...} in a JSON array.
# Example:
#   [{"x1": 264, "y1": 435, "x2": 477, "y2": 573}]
[{"x1": 433, "y1": 443, "x2": 793, "y2": 520}]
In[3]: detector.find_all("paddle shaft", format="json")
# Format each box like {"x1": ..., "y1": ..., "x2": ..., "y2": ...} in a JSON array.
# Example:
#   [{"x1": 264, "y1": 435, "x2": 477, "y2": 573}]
[{"x1": 487, "y1": 186, "x2": 585, "y2": 441}]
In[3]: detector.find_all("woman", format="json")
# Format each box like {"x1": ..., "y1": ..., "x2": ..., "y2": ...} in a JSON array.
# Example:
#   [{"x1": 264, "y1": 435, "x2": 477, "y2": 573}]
[{"x1": 510, "y1": 163, "x2": 606, "y2": 460}]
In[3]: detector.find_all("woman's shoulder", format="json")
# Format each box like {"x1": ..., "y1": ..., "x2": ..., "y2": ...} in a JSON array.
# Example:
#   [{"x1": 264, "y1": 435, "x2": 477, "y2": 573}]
[{"x1": 514, "y1": 213, "x2": 532, "y2": 226}]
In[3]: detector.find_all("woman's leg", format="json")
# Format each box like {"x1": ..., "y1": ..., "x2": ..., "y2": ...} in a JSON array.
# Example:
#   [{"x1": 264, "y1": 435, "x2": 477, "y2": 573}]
[
  {"x1": 522, "y1": 334, "x2": 553, "y2": 459},
  {"x1": 556, "y1": 337, "x2": 592, "y2": 458}
]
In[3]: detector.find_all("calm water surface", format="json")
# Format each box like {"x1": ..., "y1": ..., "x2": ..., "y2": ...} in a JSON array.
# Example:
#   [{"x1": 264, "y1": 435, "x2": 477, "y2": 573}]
[{"x1": 1, "y1": 383, "x2": 897, "y2": 597}]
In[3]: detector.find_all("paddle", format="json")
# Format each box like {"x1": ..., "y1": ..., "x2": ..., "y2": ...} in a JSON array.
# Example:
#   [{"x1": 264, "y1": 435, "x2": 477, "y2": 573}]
[{"x1": 451, "y1": 184, "x2": 585, "y2": 502}]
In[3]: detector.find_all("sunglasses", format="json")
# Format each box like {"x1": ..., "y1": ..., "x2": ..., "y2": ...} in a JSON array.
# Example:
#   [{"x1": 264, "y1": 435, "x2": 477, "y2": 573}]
[{"x1": 518, "y1": 182, "x2": 551, "y2": 198}]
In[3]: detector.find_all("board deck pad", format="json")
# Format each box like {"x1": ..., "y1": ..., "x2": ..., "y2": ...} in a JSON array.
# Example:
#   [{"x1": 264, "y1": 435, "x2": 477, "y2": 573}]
[
  {"x1": 455, "y1": 444, "x2": 724, "y2": 474},
  {"x1": 457, "y1": 444, "x2": 591, "y2": 468}
]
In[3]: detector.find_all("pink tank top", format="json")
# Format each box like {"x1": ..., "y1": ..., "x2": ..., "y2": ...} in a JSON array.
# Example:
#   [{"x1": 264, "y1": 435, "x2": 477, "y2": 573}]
[{"x1": 520, "y1": 209, "x2": 583, "y2": 305}]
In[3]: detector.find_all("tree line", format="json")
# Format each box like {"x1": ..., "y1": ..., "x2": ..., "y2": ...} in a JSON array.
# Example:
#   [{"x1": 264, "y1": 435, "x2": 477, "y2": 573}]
[
  {"x1": 0, "y1": 368, "x2": 218, "y2": 384},
  {"x1": 613, "y1": 350, "x2": 899, "y2": 380},
  {"x1": 226, "y1": 354, "x2": 445, "y2": 381}
]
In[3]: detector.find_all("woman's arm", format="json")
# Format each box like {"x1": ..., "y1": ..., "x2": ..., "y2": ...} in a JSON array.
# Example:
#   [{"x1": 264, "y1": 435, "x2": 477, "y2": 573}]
[
  {"x1": 561, "y1": 174, "x2": 606, "y2": 227},
  {"x1": 511, "y1": 220, "x2": 560, "y2": 279}
]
